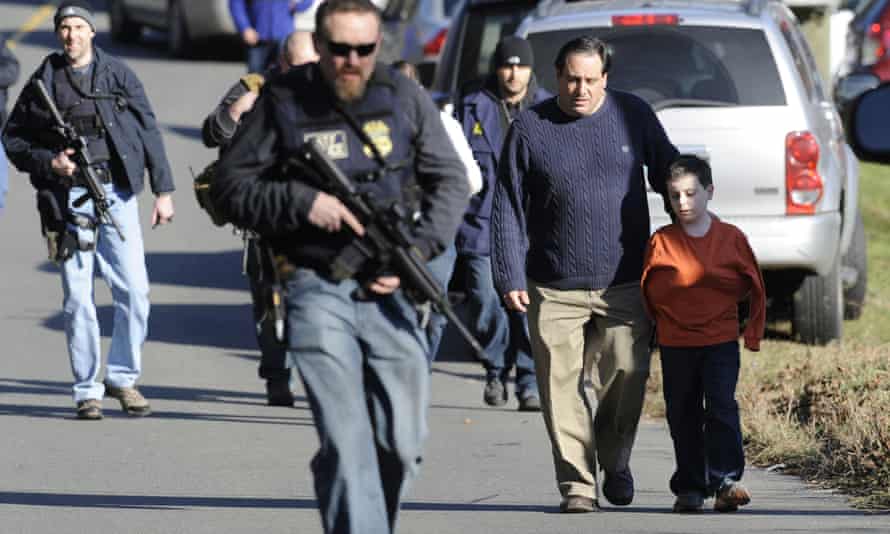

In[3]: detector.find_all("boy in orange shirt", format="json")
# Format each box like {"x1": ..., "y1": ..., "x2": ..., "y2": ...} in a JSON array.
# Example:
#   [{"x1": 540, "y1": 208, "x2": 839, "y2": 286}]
[{"x1": 641, "y1": 156, "x2": 766, "y2": 513}]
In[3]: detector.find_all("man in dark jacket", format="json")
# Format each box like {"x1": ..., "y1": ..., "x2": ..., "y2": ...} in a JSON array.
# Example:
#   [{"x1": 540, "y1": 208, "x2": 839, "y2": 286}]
[
  {"x1": 0, "y1": 39, "x2": 20, "y2": 127},
  {"x1": 212, "y1": 1, "x2": 467, "y2": 530},
  {"x1": 455, "y1": 36, "x2": 549, "y2": 411},
  {"x1": 201, "y1": 30, "x2": 318, "y2": 406},
  {"x1": 0, "y1": 38, "x2": 19, "y2": 215},
  {"x1": 2, "y1": 1, "x2": 175, "y2": 420}
]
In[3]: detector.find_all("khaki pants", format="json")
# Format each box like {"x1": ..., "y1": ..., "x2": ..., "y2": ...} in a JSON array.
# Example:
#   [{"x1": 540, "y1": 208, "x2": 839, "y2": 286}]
[{"x1": 527, "y1": 280, "x2": 653, "y2": 500}]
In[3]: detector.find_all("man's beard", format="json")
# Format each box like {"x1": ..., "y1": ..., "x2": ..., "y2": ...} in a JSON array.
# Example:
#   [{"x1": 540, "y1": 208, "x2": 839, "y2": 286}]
[{"x1": 333, "y1": 67, "x2": 369, "y2": 102}]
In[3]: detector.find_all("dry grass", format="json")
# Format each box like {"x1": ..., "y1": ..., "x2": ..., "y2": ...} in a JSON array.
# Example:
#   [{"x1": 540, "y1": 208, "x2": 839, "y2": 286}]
[{"x1": 643, "y1": 163, "x2": 890, "y2": 510}]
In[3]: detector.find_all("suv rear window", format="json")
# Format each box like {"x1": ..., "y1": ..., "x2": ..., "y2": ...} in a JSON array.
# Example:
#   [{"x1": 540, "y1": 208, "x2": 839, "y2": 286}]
[{"x1": 527, "y1": 26, "x2": 786, "y2": 108}]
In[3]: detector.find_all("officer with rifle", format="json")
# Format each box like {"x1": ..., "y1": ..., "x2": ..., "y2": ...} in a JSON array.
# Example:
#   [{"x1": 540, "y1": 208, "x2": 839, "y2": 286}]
[
  {"x1": 2, "y1": 1, "x2": 175, "y2": 421},
  {"x1": 211, "y1": 0, "x2": 469, "y2": 531}
]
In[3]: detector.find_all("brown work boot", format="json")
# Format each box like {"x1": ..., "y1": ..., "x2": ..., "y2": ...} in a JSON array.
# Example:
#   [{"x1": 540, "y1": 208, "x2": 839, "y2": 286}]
[
  {"x1": 714, "y1": 481, "x2": 751, "y2": 513},
  {"x1": 76, "y1": 399, "x2": 103, "y2": 420},
  {"x1": 103, "y1": 381, "x2": 151, "y2": 417},
  {"x1": 559, "y1": 495, "x2": 599, "y2": 513}
]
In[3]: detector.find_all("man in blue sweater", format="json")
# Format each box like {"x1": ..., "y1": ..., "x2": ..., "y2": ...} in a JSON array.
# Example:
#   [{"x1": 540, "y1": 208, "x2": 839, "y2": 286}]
[
  {"x1": 455, "y1": 36, "x2": 549, "y2": 411},
  {"x1": 229, "y1": 0, "x2": 296, "y2": 73},
  {"x1": 491, "y1": 36, "x2": 678, "y2": 513}
]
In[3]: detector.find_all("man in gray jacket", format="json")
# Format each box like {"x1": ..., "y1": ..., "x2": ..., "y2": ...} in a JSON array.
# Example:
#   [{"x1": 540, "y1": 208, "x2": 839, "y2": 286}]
[
  {"x1": 3, "y1": 1, "x2": 175, "y2": 420},
  {"x1": 211, "y1": 1, "x2": 467, "y2": 531}
]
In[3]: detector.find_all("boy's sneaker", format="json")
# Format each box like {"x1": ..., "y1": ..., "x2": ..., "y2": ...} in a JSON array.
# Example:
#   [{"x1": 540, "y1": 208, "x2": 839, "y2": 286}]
[
  {"x1": 672, "y1": 492, "x2": 704, "y2": 513},
  {"x1": 714, "y1": 481, "x2": 751, "y2": 513},
  {"x1": 103, "y1": 382, "x2": 151, "y2": 417},
  {"x1": 76, "y1": 399, "x2": 103, "y2": 420},
  {"x1": 483, "y1": 377, "x2": 507, "y2": 407}
]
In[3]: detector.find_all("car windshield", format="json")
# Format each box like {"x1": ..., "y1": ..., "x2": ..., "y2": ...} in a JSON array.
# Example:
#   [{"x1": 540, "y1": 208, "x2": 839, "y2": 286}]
[{"x1": 527, "y1": 25, "x2": 786, "y2": 109}]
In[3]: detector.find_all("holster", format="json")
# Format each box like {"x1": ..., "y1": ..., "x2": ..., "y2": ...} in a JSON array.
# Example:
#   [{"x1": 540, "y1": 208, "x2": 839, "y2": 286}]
[
  {"x1": 193, "y1": 160, "x2": 229, "y2": 226},
  {"x1": 35, "y1": 188, "x2": 76, "y2": 264},
  {"x1": 246, "y1": 236, "x2": 289, "y2": 344}
]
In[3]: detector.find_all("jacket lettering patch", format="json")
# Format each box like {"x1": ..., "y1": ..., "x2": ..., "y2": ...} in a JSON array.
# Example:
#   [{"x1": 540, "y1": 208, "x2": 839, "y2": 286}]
[{"x1": 304, "y1": 130, "x2": 349, "y2": 159}]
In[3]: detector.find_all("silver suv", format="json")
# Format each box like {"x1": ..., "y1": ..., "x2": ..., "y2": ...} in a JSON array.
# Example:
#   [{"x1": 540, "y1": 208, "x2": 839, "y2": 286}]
[{"x1": 518, "y1": 0, "x2": 866, "y2": 344}]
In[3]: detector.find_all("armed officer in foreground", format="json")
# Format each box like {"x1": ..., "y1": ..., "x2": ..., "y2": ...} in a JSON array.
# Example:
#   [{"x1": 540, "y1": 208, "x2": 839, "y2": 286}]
[
  {"x1": 211, "y1": 1, "x2": 468, "y2": 532},
  {"x1": 2, "y1": 1, "x2": 175, "y2": 420}
]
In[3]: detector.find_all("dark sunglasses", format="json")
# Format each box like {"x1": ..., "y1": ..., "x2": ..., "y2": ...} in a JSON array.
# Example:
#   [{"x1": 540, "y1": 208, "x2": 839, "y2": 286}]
[{"x1": 325, "y1": 40, "x2": 377, "y2": 57}]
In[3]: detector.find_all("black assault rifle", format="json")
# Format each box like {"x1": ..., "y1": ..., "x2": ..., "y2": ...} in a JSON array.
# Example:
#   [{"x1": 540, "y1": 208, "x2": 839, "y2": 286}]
[
  {"x1": 33, "y1": 79, "x2": 125, "y2": 241},
  {"x1": 300, "y1": 138, "x2": 485, "y2": 360}
]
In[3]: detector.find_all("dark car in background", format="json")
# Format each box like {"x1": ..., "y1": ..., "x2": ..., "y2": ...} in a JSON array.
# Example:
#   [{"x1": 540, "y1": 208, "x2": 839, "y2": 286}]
[
  {"x1": 836, "y1": 0, "x2": 890, "y2": 82},
  {"x1": 109, "y1": 0, "x2": 236, "y2": 57},
  {"x1": 110, "y1": 0, "x2": 419, "y2": 59}
]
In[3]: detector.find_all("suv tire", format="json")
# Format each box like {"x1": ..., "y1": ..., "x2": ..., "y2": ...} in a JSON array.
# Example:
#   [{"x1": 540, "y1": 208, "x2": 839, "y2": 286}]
[
  {"x1": 167, "y1": 0, "x2": 190, "y2": 58},
  {"x1": 842, "y1": 213, "x2": 867, "y2": 320},
  {"x1": 792, "y1": 255, "x2": 843, "y2": 345},
  {"x1": 110, "y1": 0, "x2": 141, "y2": 43}
]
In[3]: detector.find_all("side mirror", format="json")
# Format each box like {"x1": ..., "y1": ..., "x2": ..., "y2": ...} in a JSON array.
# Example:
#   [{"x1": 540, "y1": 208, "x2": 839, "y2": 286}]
[
  {"x1": 834, "y1": 72, "x2": 880, "y2": 113},
  {"x1": 846, "y1": 83, "x2": 890, "y2": 164}
]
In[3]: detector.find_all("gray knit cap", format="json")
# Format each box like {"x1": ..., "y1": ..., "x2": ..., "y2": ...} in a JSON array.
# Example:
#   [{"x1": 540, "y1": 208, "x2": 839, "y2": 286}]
[{"x1": 54, "y1": 1, "x2": 96, "y2": 32}]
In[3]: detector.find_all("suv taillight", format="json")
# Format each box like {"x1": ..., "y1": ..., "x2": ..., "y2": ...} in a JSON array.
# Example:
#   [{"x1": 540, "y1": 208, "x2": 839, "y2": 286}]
[
  {"x1": 423, "y1": 28, "x2": 448, "y2": 57},
  {"x1": 862, "y1": 7, "x2": 890, "y2": 68},
  {"x1": 786, "y1": 131, "x2": 823, "y2": 215},
  {"x1": 861, "y1": 23, "x2": 888, "y2": 66}
]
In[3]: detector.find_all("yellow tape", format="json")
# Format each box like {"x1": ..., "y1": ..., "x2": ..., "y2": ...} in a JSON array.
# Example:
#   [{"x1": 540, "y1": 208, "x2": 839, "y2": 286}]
[{"x1": 7, "y1": 4, "x2": 58, "y2": 50}]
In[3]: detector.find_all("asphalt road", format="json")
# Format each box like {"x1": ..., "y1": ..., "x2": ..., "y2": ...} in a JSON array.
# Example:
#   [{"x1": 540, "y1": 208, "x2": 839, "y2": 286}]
[{"x1": 0, "y1": 2, "x2": 887, "y2": 533}]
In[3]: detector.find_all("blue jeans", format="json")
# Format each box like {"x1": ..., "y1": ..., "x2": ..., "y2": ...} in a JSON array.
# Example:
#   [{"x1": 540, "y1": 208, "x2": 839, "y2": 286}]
[
  {"x1": 284, "y1": 269, "x2": 429, "y2": 534},
  {"x1": 246, "y1": 41, "x2": 279, "y2": 73},
  {"x1": 455, "y1": 253, "x2": 537, "y2": 395},
  {"x1": 425, "y1": 244, "x2": 457, "y2": 362},
  {"x1": 61, "y1": 184, "x2": 150, "y2": 403},
  {"x1": 660, "y1": 341, "x2": 745, "y2": 497},
  {"x1": 0, "y1": 145, "x2": 7, "y2": 216}
]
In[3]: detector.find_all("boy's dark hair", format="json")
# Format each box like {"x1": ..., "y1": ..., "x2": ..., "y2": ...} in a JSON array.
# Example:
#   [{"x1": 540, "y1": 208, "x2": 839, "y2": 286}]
[
  {"x1": 315, "y1": 0, "x2": 382, "y2": 41},
  {"x1": 554, "y1": 36, "x2": 611, "y2": 75},
  {"x1": 669, "y1": 155, "x2": 713, "y2": 188}
]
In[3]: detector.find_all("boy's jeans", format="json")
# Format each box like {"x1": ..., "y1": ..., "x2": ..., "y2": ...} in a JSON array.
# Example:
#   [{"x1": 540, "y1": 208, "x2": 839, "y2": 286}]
[
  {"x1": 660, "y1": 340, "x2": 745, "y2": 497},
  {"x1": 285, "y1": 268, "x2": 429, "y2": 534},
  {"x1": 61, "y1": 184, "x2": 150, "y2": 402}
]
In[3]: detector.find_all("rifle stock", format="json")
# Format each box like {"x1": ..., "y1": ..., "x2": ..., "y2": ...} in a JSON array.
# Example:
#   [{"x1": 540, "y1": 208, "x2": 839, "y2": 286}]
[
  {"x1": 33, "y1": 79, "x2": 125, "y2": 241},
  {"x1": 301, "y1": 139, "x2": 485, "y2": 360}
]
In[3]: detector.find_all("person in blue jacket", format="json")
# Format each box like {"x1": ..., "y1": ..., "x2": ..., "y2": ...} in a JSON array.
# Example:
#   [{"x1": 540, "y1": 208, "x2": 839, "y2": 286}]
[
  {"x1": 455, "y1": 36, "x2": 550, "y2": 411},
  {"x1": 229, "y1": 0, "x2": 298, "y2": 73},
  {"x1": 3, "y1": 1, "x2": 175, "y2": 420}
]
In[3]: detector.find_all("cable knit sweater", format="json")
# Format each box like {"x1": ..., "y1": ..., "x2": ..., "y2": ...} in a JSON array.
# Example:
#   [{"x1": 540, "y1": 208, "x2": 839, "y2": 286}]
[{"x1": 491, "y1": 91, "x2": 678, "y2": 294}]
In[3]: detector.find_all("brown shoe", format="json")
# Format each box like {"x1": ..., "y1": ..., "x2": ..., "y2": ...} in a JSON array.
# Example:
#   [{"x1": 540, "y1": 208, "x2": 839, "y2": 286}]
[
  {"x1": 714, "y1": 482, "x2": 751, "y2": 513},
  {"x1": 559, "y1": 495, "x2": 599, "y2": 513},
  {"x1": 104, "y1": 382, "x2": 151, "y2": 416},
  {"x1": 76, "y1": 399, "x2": 103, "y2": 420}
]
